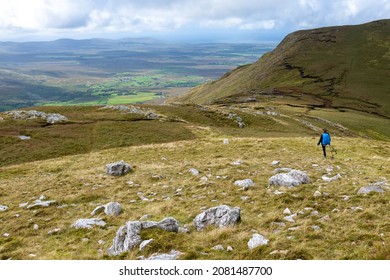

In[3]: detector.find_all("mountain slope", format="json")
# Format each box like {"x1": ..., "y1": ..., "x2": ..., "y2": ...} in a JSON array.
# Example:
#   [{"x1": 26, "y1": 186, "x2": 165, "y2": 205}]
[{"x1": 174, "y1": 20, "x2": 390, "y2": 118}]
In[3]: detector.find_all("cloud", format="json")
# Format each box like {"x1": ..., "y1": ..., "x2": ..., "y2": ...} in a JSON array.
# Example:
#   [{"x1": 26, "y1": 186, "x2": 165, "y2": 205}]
[{"x1": 0, "y1": 0, "x2": 388, "y2": 40}]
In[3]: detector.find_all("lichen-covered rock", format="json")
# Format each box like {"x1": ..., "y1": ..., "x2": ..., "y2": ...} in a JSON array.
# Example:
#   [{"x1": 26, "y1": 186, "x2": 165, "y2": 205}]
[
  {"x1": 106, "y1": 160, "x2": 132, "y2": 176},
  {"x1": 108, "y1": 217, "x2": 179, "y2": 256},
  {"x1": 193, "y1": 205, "x2": 241, "y2": 231},
  {"x1": 268, "y1": 169, "x2": 309, "y2": 188}
]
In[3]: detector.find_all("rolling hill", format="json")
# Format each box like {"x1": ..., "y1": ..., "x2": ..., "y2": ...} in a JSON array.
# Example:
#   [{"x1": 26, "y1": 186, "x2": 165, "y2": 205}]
[{"x1": 174, "y1": 20, "x2": 390, "y2": 118}]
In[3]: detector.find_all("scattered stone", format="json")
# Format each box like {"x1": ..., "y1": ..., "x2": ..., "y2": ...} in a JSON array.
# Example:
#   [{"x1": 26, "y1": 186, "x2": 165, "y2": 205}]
[
  {"x1": 310, "y1": 210, "x2": 319, "y2": 216},
  {"x1": 106, "y1": 160, "x2": 132, "y2": 176},
  {"x1": 223, "y1": 139, "x2": 229, "y2": 144},
  {"x1": 357, "y1": 184, "x2": 385, "y2": 195},
  {"x1": 283, "y1": 208, "x2": 292, "y2": 215},
  {"x1": 268, "y1": 169, "x2": 310, "y2": 188},
  {"x1": 140, "y1": 214, "x2": 153, "y2": 221},
  {"x1": 274, "y1": 190, "x2": 284, "y2": 195},
  {"x1": 108, "y1": 217, "x2": 179, "y2": 256},
  {"x1": 234, "y1": 179, "x2": 254, "y2": 190},
  {"x1": 33, "y1": 224, "x2": 39, "y2": 230},
  {"x1": 283, "y1": 214, "x2": 297, "y2": 223},
  {"x1": 48, "y1": 228, "x2": 61, "y2": 235},
  {"x1": 91, "y1": 202, "x2": 122, "y2": 217},
  {"x1": 98, "y1": 240, "x2": 105, "y2": 245},
  {"x1": 331, "y1": 208, "x2": 340, "y2": 213},
  {"x1": 72, "y1": 218, "x2": 106, "y2": 229},
  {"x1": 231, "y1": 160, "x2": 243, "y2": 166},
  {"x1": 212, "y1": 245, "x2": 225, "y2": 251},
  {"x1": 322, "y1": 173, "x2": 341, "y2": 182},
  {"x1": 19, "y1": 202, "x2": 28, "y2": 208},
  {"x1": 3, "y1": 233, "x2": 10, "y2": 237},
  {"x1": 248, "y1": 234, "x2": 269, "y2": 249},
  {"x1": 18, "y1": 135, "x2": 31, "y2": 140},
  {"x1": 193, "y1": 205, "x2": 241, "y2": 231},
  {"x1": 227, "y1": 246, "x2": 234, "y2": 252},
  {"x1": 318, "y1": 215, "x2": 331, "y2": 222},
  {"x1": 288, "y1": 226, "x2": 301, "y2": 231},
  {"x1": 311, "y1": 225, "x2": 321, "y2": 231},
  {"x1": 350, "y1": 206, "x2": 364, "y2": 212},
  {"x1": 0, "y1": 205, "x2": 8, "y2": 211},
  {"x1": 26, "y1": 198, "x2": 58, "y2": 209},
  {"x1": 313, "y1": 190, "x2": 322, "y2": 197},
  {"x1": 271, "y1": 160, "x2": 280, "y2": 165},
  {"x1": 241, "y1": 196, "x2": 249, "y2": 201},
  {"x1": 189, "y1": 168, "x2": 200, "y2": 176},
  {"x1": 141, "y1": 250, "x2": 183, "y2": 260},
  {"x1": 270, "y1": 250, "x2": 289, "y2": 255}
]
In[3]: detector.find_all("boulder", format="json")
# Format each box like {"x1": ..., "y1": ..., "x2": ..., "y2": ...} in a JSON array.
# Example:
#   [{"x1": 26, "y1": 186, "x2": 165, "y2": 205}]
[
  {"x1": 268, "y1": 169, "x2": 309, "y2": 188},
  {"x1": 106, "y1": 160, "x2": 132, "y2": 176},
  {"x1": 91, "y1": 202, "x2": 122, "y2": 217},
  {"x1": 193, "y1": 205, "x2": 241, "y2": 231},
  {"x1": 72, "y1": 218, "x2": 106, "y2": 229},
  {"x1": 248, "y1": 234, "x2": 269, "y2": 249},
  {"x1": 108, "y1": 217, "x2": 179, "y2": 256}
]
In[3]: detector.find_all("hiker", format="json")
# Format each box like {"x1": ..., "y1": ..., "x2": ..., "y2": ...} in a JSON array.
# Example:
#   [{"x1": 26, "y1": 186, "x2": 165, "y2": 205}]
[{"x1": 317, "y1": 128, "x2": 331, "y2": 158}]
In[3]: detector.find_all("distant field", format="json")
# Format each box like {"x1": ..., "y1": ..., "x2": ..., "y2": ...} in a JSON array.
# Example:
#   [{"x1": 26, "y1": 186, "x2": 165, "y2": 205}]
[{"x1": 0, "y1": 39, "x2": 276, "y2": 110}]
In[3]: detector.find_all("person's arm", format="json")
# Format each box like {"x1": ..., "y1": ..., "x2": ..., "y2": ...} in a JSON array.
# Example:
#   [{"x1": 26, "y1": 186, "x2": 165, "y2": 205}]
[{"x1": 317, "y1": 134, "x2": 323, "y2": 145}]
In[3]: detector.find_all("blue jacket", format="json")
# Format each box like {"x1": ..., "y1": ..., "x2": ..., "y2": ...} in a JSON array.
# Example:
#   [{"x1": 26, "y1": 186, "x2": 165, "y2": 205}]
[{"x1": 318, "y1": 132, "x2": 331, "y2": 146}]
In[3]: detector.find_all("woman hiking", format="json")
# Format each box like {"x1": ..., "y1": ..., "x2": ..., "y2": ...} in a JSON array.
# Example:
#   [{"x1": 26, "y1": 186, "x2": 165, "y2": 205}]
[{"x1": 317, "y1": 128, "x2": 331, "y2": 158}]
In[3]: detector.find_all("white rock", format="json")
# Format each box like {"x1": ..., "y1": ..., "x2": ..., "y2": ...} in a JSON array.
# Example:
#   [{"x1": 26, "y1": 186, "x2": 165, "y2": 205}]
[
  {"x1": 283, "y1": 214, "x2": 297, "y2": 223},
  {"x1": 142, "y1": 250, "x2": 182, "y2": 260},
  {"x1": 72, "y1": 218, "x2": 106, "y2": 229},
  {"x1": 313, "y1": 190, "x2": 322, "y2": 197},
  {"x1": 322, "y1": 173, "x2": 341, "y2": 182},
  {"x1": 271, "y1": 160, "x2": 280, "y2": 165},
  {"x1": 248, "y1": 234, "x2": 269, "y2": 249},
  {"x1": 33, "y1": 224, "x2": 39, "y2": 230},
  {"x1": 234, "y1": 179, "x2": 254, "y2": 190},
  {"x1": 223, "y1": 139, "x2": 229, "y2": 144},
  {"x1": 283, "y1": 208, "x2": 292, "y2": 215},
  {"x1": 0, "y1": 205, "x2": 8, "y2": 211},
  {"x1": 189, "y1": 168, "x2": 200, "y2": 176},
  {"x1": 212, "y1": 245, "x2": 224, "y2": 251}
]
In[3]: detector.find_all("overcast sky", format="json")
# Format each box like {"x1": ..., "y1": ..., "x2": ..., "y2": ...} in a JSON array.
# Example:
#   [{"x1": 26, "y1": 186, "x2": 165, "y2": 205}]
[{"x1": 0, "y1": 0, "x2": 389, "y2": 42}]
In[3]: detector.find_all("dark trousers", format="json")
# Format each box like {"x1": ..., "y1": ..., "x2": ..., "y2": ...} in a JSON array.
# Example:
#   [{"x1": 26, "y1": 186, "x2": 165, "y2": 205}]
[{"x1": 321, "y1": 144, "x2": 327, "y2": 158}]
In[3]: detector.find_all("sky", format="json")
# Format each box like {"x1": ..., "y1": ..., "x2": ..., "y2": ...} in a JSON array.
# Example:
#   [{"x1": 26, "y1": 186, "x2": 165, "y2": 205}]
[{"x1": 0, "y1": 0, "x2": 389, "y2": 42}]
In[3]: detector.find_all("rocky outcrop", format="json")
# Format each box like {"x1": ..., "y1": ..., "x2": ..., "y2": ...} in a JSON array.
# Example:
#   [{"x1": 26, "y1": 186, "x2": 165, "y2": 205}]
[
  {"x1": 5, "y1": 110, "x2": 68, "y2": 124},
  {"x1": 106, "y1": 160, "x2": 132, "y2": 176},
  {"x1": 108, "y1": 217, "x2": 179, "y2": 256},
  {"x1": 193, "y1": 205, "x2": 241, "y2": 231},
  {"x1": 357, "y1": 181, "x2": 387, "y2": 194},
  {"x1": 268, "y1": 169, "x2": 310, "y2": 187}
]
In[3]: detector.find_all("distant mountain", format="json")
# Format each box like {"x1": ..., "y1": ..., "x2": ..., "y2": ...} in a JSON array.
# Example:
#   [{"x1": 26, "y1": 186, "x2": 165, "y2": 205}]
[
  {"x1": 0, "y1": 37, "x2": 164, "y2": 54},
  {"x1": 175, "y1": 20, "x2": 390, "y2": 118}
]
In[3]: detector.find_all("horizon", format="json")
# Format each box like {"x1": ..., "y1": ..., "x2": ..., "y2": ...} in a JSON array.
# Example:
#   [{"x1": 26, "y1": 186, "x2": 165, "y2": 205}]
[{"x1": 0, "y1": 0, "x2": 389, "y2": 43}]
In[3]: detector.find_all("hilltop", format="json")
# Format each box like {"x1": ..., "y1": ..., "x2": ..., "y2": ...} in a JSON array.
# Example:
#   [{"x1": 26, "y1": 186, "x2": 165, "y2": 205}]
[{"x1": 174, "y1": 20, "x2": 390, "y2": 119}]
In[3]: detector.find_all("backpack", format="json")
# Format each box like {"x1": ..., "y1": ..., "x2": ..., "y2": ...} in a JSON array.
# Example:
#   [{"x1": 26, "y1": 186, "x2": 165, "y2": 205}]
[{"x1": 322, "y1": 133, "x2": 331, "y2": 145}]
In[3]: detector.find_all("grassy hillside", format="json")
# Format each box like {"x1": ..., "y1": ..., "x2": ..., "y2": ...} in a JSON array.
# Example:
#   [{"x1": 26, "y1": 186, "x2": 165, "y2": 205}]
[
  {"x1": 0, "y1": 104, "x2": 389, "y2": 260},
  {"x1": 174, "y1": 20, "x2": 390, "y2": 118}
]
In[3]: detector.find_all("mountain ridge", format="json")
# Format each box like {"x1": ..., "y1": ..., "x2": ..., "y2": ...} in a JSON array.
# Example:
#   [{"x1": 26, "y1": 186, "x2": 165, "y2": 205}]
[{"x1": 174, "y1": 19, "x2": 390, "y2": 118}]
